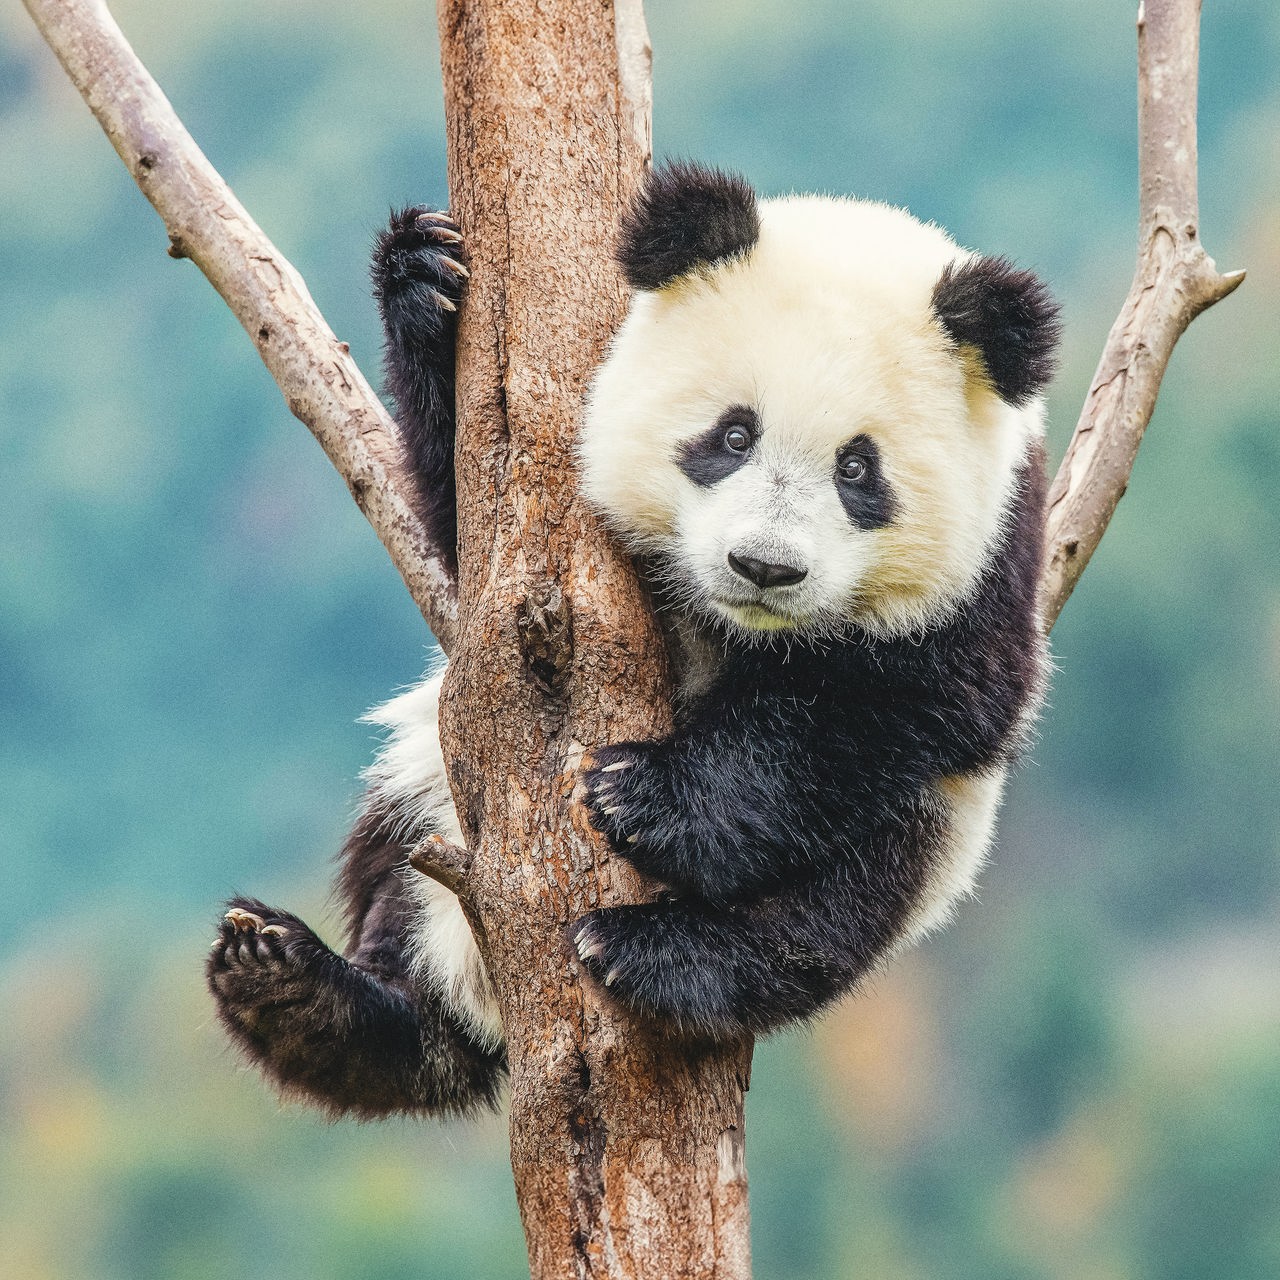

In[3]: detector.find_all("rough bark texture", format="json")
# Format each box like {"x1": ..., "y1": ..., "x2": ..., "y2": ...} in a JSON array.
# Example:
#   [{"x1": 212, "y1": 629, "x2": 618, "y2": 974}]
[
  {"x1": 432, "y1": 3, "x2": 752, "y2": 1276},
  {"x1": 1040, "y1": 0, "x2": 1243, "y2": 628},
  {"x1": 20, "y1": 0, "x2": 460, "y2": 651}
]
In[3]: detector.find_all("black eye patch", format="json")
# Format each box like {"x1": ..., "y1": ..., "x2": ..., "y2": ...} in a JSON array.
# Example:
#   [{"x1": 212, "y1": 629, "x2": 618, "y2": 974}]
[
  {"x1": 676, "y1": 405, "x2": 760, "y2": 487},
  {"x1": 835, "y1": 434, "x2": 895, "y2": 530}
]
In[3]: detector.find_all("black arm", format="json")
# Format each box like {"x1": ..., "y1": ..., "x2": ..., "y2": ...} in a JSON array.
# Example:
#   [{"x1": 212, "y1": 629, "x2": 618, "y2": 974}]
[
  {"x1": 370, "y1": 206, "x2": 467, "y2": 573},
  {"x1": 581, "y1": 642, "x2": 926, "y2": 905},
  {"x1": 582, "y1": 549, "x2": 1042, "y2": 908}
]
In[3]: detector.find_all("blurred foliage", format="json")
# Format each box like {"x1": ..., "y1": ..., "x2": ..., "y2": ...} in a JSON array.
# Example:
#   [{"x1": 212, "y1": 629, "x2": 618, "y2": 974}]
[{"x1": 1, "y1": 0, "x2": 1277, "y2": 1276}]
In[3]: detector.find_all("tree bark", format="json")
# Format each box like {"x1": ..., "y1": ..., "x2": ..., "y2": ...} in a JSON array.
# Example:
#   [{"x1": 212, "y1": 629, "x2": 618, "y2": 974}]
[{"x1": 431, "y1": 3, "x2": 752, "y2": 1276}]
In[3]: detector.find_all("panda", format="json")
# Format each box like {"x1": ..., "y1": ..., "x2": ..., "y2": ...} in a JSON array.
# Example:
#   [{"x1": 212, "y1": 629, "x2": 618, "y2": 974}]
[{"x1": 206, "y1": 162, "x2": 1058, "y2": 1118}]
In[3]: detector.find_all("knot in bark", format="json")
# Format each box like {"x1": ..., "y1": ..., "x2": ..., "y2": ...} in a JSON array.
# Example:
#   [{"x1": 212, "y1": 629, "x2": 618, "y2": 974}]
[{"x1": 517, "y1": 580, "x2": 573, "y2": 695}]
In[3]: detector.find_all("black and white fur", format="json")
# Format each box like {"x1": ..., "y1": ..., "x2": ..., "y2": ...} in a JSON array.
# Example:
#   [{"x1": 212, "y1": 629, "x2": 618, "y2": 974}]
[
  {"x1": 207, "y1": 166, "x2": 1058, "y2": 1116},
  {"x1": 207, "y1": 210, "x2": 502, "y2": 1118}
]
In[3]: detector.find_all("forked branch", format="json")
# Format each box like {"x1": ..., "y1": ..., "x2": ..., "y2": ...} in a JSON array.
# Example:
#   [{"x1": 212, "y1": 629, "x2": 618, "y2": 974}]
[
  {"x1": 1041, "y1": 0, "x2": 1243, "y2": 628},
  {"x1": 21, "y1": 0, "x2": 460, "y2": 652}
]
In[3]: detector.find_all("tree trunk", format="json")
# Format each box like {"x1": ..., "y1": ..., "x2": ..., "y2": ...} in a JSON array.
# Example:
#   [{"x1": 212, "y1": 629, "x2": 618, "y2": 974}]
[{"x1": 434, "y1": 1, "x2": 753, "y2": 1275}]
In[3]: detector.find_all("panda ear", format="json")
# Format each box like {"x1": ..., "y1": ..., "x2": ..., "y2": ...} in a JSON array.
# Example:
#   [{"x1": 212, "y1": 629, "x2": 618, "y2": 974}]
[
  {"x1": 616, "y1": 162, "x2": 760, "y2": 292},
  {"x1": 931, "y1": 256, "x2": 1061, "y2": 406}
]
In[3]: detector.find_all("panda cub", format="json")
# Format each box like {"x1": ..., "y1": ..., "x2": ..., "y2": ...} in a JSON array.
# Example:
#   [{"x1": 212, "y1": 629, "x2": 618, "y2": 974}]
[{"x1": 207, "y1": 163, "x2": 1058, "y2": 1118}]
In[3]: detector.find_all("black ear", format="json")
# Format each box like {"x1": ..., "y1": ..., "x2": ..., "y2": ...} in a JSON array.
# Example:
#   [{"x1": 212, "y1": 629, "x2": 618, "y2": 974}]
[
  {"x1": 617, "y1": 162, "x2": 760, "y2": 292},
  {"x1": 931, "y1": 256, "x2": 1061, "y2": 406}
]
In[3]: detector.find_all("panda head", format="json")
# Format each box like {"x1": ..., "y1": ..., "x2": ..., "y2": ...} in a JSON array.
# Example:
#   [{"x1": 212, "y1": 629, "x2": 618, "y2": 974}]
[{"x1": 580, "y1": 163, "x2": 1060, "y2": 639}]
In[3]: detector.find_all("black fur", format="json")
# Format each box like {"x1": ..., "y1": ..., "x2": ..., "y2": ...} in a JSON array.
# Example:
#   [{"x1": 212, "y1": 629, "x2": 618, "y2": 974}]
[
  {"x1": 932, "y1": 256, "x2": 1061, "y2": 407},
  {"x1": 371, "y1": 207, "x2": 467, "y2": 572},
  {"x1": 206, "y1": 205, "x2": 503, "y2": 1118},
  {"x1": 207, "y1": 803, "x2": 505, "y2": 1119},
  {"x1": 676, "y1": 405, "x2": 760, "y2": 487},
  {"x1": 577, "y1": 448, "x2": 1047, "y2": 1038},
  {"x1": 835, "y1": 434, "x2": 895, "y2": 530},
  {"x1": 617, "y1": 162, "x2": 760, "y2": 292}
]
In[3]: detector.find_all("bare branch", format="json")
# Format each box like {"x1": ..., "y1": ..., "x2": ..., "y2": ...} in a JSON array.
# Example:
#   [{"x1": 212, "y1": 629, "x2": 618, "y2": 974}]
[
  {"x1": 1041, "y1": 0, "x2": 1244, "y2": 630},
  {"x1": 22, "y1": 0, "x2": 459, "y2": 652},
  {"x1": 615, "y1": 0, "x2": 654, "y2": 160}
]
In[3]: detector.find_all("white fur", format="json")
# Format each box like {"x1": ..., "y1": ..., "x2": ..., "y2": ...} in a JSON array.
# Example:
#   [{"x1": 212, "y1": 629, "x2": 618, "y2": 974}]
[
  {"x1": 900, "y1": 768, "x2": 1008, "y2": 949},
  {"x1": 362, "y1": 672, "x2": 503, "y2": 1050},
  {"x1": 580, "y1": 194, "x2": 1044, "y2": 639}
]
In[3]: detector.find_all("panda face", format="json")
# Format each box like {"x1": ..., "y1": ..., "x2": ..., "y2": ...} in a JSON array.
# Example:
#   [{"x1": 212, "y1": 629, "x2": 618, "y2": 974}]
[
  {"x1": 666, "y1": 404, "x2": 896, "y2": 635},
  {"x1": 580, "y1": 194, "x2": 1048, "y2": 638}
]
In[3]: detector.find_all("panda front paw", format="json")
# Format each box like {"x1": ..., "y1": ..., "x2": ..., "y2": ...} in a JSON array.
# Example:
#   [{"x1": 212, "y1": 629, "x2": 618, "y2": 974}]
[
  {"x1": 580, "y1": 741, "x2": 673, "y2": 873},
  {"x1": 371, "y1": 206, "x2": 469, "y2": 323}
]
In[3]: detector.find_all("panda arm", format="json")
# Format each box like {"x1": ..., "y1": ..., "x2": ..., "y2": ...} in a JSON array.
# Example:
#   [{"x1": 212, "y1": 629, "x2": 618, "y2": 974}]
[
  {"x1": 582, "y1": 681, "x2": 886, "y2": 904},
  {"x1": 370, "y1": 207, "x2": 467, "y2": 572},
  {"x1": 579, "y1": 613, "x2": 1029, "y2": 905}
]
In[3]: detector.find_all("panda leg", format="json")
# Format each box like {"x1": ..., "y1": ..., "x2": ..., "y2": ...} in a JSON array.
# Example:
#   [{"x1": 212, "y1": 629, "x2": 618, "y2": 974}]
[
  {"x1": 206, "y1": 816, "x2": 504, "y2": 1119},
  {"x1": 370, "y1": 206, "x2": 467, "y2": 569},
  {"x1": 572, "y1": 879, "x2": 889, "y2": 1041}
]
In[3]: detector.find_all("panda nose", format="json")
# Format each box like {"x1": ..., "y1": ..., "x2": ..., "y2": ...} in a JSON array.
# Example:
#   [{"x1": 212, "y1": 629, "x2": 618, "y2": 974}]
[{"x1": 727, "y1": 552, "x2": 809, "y2": 589}]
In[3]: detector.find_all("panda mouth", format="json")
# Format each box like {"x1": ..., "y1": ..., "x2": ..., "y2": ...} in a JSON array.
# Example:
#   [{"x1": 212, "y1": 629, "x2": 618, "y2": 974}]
[{"x1": 712, "y1": 596, "x2": 805, "y2": 632}]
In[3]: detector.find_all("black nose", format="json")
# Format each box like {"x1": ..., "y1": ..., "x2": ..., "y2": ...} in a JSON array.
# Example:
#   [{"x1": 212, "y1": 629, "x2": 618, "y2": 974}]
[{"x1": 727, "y1": 552, "x2": 809, "y2": 589}]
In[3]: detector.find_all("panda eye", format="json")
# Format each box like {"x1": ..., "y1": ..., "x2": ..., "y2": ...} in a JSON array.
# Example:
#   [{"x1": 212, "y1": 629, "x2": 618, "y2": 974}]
[
  {"x1": 723, "y1": 424, "x2": 753, "y2": 454},
  {"x1": 837, "y1": 455, "x2": 867, "y2": 483}
]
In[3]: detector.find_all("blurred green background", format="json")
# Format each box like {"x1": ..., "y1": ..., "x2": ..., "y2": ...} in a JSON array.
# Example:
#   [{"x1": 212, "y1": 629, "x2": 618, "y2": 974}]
[{"x1": 2, "y1": 1, "x2": 1278, "y2": 1276}]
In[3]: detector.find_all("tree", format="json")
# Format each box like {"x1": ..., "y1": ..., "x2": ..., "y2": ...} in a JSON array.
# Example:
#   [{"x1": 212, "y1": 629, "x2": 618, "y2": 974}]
[{"x1": 21, "y1": 0, "x2": 1240, "y2": 1275}]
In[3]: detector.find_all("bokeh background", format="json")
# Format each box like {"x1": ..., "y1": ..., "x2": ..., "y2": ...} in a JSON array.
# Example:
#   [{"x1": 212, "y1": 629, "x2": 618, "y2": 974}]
[{"x1": 2, "y1": 1, "x2": 1278, "y2": 1276}]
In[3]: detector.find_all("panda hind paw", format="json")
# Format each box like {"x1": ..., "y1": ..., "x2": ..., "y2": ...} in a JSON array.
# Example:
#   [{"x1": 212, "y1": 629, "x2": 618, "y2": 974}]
[
  {"x1": 572, "y1": 907, "x2": 638, "y2": 994},
  {"x1": 207, "y1": 897, "x2": 329, "y2": 989}
]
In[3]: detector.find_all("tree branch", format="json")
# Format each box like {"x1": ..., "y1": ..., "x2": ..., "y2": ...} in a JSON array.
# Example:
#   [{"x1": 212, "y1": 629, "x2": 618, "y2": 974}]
[
  {"x1": 408, "y1": 834, "x2": 473, "y2": 897},
  {"x1": 21, "y1": 0, "x2": 460, "y2": 653},
  {"x1": 1041, "y1": 0, "x2": 1243, "y2": 630}
]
